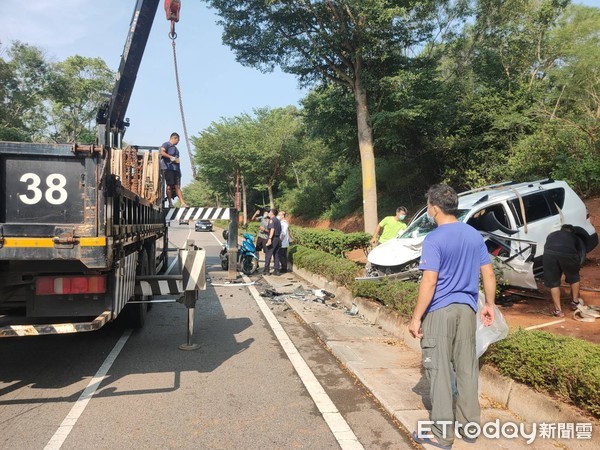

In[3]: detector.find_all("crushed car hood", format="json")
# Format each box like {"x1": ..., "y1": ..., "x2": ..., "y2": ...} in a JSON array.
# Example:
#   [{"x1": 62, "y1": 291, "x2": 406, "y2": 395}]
[{"x1": 368, "y1": 237, "x2": 423, "y2": 267}]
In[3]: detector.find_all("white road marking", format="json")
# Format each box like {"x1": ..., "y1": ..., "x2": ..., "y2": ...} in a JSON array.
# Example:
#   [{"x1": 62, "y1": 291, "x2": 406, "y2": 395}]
[
  {"x1": 242, "y1": 274, "x2": 364, "y2": 450},
  {"x1": 209, "y1": 231, "x2": 222, "y2": 245},
  {"x1": 44, "y1": 330, "x2": 132, "y2": 450}
]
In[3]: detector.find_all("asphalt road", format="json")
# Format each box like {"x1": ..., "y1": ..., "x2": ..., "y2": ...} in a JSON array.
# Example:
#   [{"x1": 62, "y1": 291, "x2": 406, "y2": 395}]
[{"x1": 0, "y1": 224, "x2": 412, "y2": 449}]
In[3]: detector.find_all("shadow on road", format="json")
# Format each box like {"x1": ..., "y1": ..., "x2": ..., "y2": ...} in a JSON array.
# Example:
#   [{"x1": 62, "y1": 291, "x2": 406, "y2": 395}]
[{"x1": 0, "y1": 254, "x2": 254, "y2": 405}]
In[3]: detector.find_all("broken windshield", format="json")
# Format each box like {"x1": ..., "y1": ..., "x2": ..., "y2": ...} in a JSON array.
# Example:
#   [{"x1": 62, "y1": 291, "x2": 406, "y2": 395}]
[{"x1": 399, "y1": 209, "x2": 470, "y2": 239}]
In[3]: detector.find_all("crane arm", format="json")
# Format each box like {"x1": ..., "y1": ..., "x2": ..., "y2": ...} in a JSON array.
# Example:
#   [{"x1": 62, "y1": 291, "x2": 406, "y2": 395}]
[{"x1": 96, "y1": 0, "x2": 160, "y2": 147}]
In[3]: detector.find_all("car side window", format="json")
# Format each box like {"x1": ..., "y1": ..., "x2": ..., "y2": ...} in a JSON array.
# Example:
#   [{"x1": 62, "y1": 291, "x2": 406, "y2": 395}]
[
  {"x1": 509, "y1": 192, "x2": 553, "y2": 225},
  {"x1": 545, "y1": 188, "x2": 565, "y2": 214}
]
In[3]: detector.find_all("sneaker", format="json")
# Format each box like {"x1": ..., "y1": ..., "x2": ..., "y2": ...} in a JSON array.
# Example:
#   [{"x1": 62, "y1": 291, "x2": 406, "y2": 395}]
[
  {"x1": 273, "y1": 271, "x2": 281, "y2": 276},
  {"x1": 552, "y1": 309, "x2": 565, "y2": 318},
  {"x1": 570, "y1": 301, "x2": 580, "y2": 311}
]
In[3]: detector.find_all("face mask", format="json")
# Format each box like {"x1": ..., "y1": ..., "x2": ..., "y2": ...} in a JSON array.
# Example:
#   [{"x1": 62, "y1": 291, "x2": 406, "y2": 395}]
[
  {"x1": 399, "y1": 215, "x2": 406, "y2": 221},
  {"x1": 426, "y1": 212, "x2": 436, "y2": 225}
]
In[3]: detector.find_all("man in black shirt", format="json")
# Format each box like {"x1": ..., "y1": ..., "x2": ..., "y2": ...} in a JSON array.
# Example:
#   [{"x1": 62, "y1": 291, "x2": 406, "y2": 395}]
[
  {"x1": 543, "y1": 224, "x2": 583, "y2": 317},
  {"x1": 264, "y1": 208, "x2": 282, "y2": 275}
]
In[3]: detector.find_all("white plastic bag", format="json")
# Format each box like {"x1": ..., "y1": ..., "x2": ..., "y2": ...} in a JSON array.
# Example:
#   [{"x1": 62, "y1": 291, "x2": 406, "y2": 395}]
[{"x1": 476, "y1": 291, "x2": 509, "y2": 358}]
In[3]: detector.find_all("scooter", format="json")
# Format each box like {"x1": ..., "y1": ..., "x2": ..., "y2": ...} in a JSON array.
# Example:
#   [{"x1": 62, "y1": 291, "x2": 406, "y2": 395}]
[{"x1": 220, "y1": 230, "x2": 259, "y2": 275}]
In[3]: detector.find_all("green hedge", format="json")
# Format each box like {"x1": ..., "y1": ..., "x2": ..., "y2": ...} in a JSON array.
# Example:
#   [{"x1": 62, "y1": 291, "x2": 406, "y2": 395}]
[
  {"x1": 351, "y1": 278, "x2": 419, "y2": 318},
  {"x1": 483, "y1": 329, "x2": 600, "y2": 418},
  {"x1": 288, "y1": 244, "x2": 361, "y2": 287},
  {"x1": 291, "y1": 227, "x2": 371, "y2": 257},
  {"x1": 222, "y1": 222, "x2": 371, "y2": 257}
]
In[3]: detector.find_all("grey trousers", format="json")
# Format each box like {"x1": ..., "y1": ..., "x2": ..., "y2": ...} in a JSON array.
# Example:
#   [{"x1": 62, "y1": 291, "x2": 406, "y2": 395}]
[{"x1": 421, "y1": 303, "x2": 480, "y2": 445}]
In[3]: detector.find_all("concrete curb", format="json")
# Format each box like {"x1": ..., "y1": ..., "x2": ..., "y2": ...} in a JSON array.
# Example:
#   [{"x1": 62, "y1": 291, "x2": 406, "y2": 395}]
[{"x1": 290, "y1": 265, "x2": 598, "y2": 431}]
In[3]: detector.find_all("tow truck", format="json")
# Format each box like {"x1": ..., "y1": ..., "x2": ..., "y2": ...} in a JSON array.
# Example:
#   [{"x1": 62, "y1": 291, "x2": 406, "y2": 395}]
[{"x1": 0, "y1": 0, "x2": 211, "y2": 338}]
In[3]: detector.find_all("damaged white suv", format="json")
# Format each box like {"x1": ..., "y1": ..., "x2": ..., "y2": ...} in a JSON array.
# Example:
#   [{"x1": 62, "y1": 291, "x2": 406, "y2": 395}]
[{"x1": 366, "y1": 179, "x2": 598, "y2": 289}]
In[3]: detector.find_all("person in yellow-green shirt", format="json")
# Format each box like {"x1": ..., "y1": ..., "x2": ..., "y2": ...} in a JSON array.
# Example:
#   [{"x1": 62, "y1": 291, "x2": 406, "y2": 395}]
[{"x1": 371, "y1": 207, "x2": 408, "y2": 245}]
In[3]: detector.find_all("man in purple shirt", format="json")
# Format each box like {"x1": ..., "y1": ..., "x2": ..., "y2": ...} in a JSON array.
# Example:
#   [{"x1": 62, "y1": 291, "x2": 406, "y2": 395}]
[
  {"x1": 409, "y1": 184, "x2": 496, "y2": 449},
  {"x1": 160, "y1": 132, "x2": 187, "y2": 208}
]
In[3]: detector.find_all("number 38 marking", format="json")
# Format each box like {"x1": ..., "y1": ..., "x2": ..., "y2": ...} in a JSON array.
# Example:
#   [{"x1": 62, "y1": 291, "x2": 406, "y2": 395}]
[{"x1": 18, "y1": 173, "x2": 68, "y2": 205}]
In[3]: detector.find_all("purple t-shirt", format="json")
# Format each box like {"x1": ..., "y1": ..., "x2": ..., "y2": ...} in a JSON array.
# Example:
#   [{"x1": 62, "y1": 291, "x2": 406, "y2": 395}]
[
  {"x1": 160, "y1": 141, "x2": 180, "y2": 172},
  {"x1": 419, "y1": 221, "x2": 490, "y2": 313}
]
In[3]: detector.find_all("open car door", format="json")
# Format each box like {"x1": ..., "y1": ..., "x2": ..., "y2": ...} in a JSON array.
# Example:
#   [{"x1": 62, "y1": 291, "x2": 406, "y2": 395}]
[{"x1": 483, "y1": 232, "x2": 537, "y2": 290}]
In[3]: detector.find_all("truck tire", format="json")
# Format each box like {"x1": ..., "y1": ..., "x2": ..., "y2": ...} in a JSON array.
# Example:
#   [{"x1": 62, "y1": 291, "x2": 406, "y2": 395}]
[{"x1": 123, "y1": 249, "x2": 148, "y2": 329}]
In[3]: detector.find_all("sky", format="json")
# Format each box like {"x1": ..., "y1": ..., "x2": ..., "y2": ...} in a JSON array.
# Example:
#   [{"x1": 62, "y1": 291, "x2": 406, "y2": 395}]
[
  {"x1": 1, "y1": 0, "x2": 599, "y2": 186},
  {"x1": 0, "y1": 0, "x2": 307, "y2": 186}
]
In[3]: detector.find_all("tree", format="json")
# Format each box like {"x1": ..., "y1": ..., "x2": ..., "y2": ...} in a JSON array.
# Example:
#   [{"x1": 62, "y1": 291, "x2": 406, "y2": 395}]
[
  {"x1": 0, "y1": 41, "x2": 51, "y2": 141},
  {"x1": 0, "y1": 42, "x2": 114, "y2": 144},
  {"x1": 47, "y1": 55, "x2": 114, "y2": 143},
  {"x1": 194, "y1": 106, "x2": 321, "y2": 220},
  {"x1": 205, "y1": 0, "x2": 451, "y2": 233},
  {"x1": 251, "y1": 106, "x2": 303, "y2": 208},
  {"x1": 542, "y1": 4, "x2": 600, "y2": 145},
  {"x1": 193, "y1": 113, "x2": 260, "y2": 221},
  {"x1": 429, "y1": 0, "x2": 576, "y2": 190},
  {"x1": 182, "y1": 178, "x2": 223, "y2": 208}
]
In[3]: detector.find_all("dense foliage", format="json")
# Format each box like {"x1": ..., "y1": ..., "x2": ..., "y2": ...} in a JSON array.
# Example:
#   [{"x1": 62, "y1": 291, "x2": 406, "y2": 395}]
[
  {"x1": 195, "y1": 1, "x2": 600, "y2": 222},
  {"x1": 0, "y1": 42, "x2": 114, "y2": 143},
  {"x1": 204, "y1": 0, "x2": 460, "y2": 233}
]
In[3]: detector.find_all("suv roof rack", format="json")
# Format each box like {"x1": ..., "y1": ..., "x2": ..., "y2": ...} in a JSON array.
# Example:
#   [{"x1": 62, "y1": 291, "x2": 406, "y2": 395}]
[
  {"x1": 459, "y1": 178, "x2": 556, "y2": 199},
  {"x1": 458, "y1": 181, "x2": 516, "y2": 197}
]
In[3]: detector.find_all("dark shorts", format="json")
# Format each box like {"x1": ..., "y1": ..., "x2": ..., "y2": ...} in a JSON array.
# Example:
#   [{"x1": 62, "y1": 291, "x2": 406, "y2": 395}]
[
  {"x1": 543, "y1": 250, "x2": 580, "y2": 288},
  {"x1": 164, "y1": 170, "x2": 181, "y2": 186},
  {"x1": 255, "y1": 236, "x2": 267, "y2": 252}
]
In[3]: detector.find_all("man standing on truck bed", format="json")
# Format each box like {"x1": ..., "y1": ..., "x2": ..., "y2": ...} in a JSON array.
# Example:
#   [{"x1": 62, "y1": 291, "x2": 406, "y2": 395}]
[{"x1": 160, "y1": 132, "x2": 187, "y2": 208}]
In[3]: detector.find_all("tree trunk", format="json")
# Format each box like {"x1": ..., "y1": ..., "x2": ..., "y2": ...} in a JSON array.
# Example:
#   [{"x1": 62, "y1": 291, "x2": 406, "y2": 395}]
[
  {"x1": 267, "y1": 184, "x2": 275, "y2": 210},
  {"x1": 241, "y1": 174, "x2": 247, "y2": 226},
  {"x1": 354, "y1": 78, "x2": 378, "y2": 234}
]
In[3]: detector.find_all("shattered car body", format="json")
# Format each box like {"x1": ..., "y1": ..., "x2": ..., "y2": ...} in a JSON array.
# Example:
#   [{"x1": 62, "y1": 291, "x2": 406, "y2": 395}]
[{"x1": 366, "y1": 179, "x2": 598, "y2": 289}]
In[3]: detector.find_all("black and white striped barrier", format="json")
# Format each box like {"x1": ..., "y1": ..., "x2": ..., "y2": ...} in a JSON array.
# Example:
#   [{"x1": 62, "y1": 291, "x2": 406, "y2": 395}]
[
  {"x1": 165, "y1": 207, "x2": 231, "y2": 224},
  {"x1": 133, "y1": 241, "x2": 206, "y2": 350},
  {"x1": 178, "y1": 242, "x2": 206, "y2": 351}
]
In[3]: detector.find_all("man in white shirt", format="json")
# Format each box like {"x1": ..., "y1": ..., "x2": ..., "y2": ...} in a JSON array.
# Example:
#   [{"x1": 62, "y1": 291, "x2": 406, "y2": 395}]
[{"x1": 278, "y1": 211, "x2": 293, "y2": 273}]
